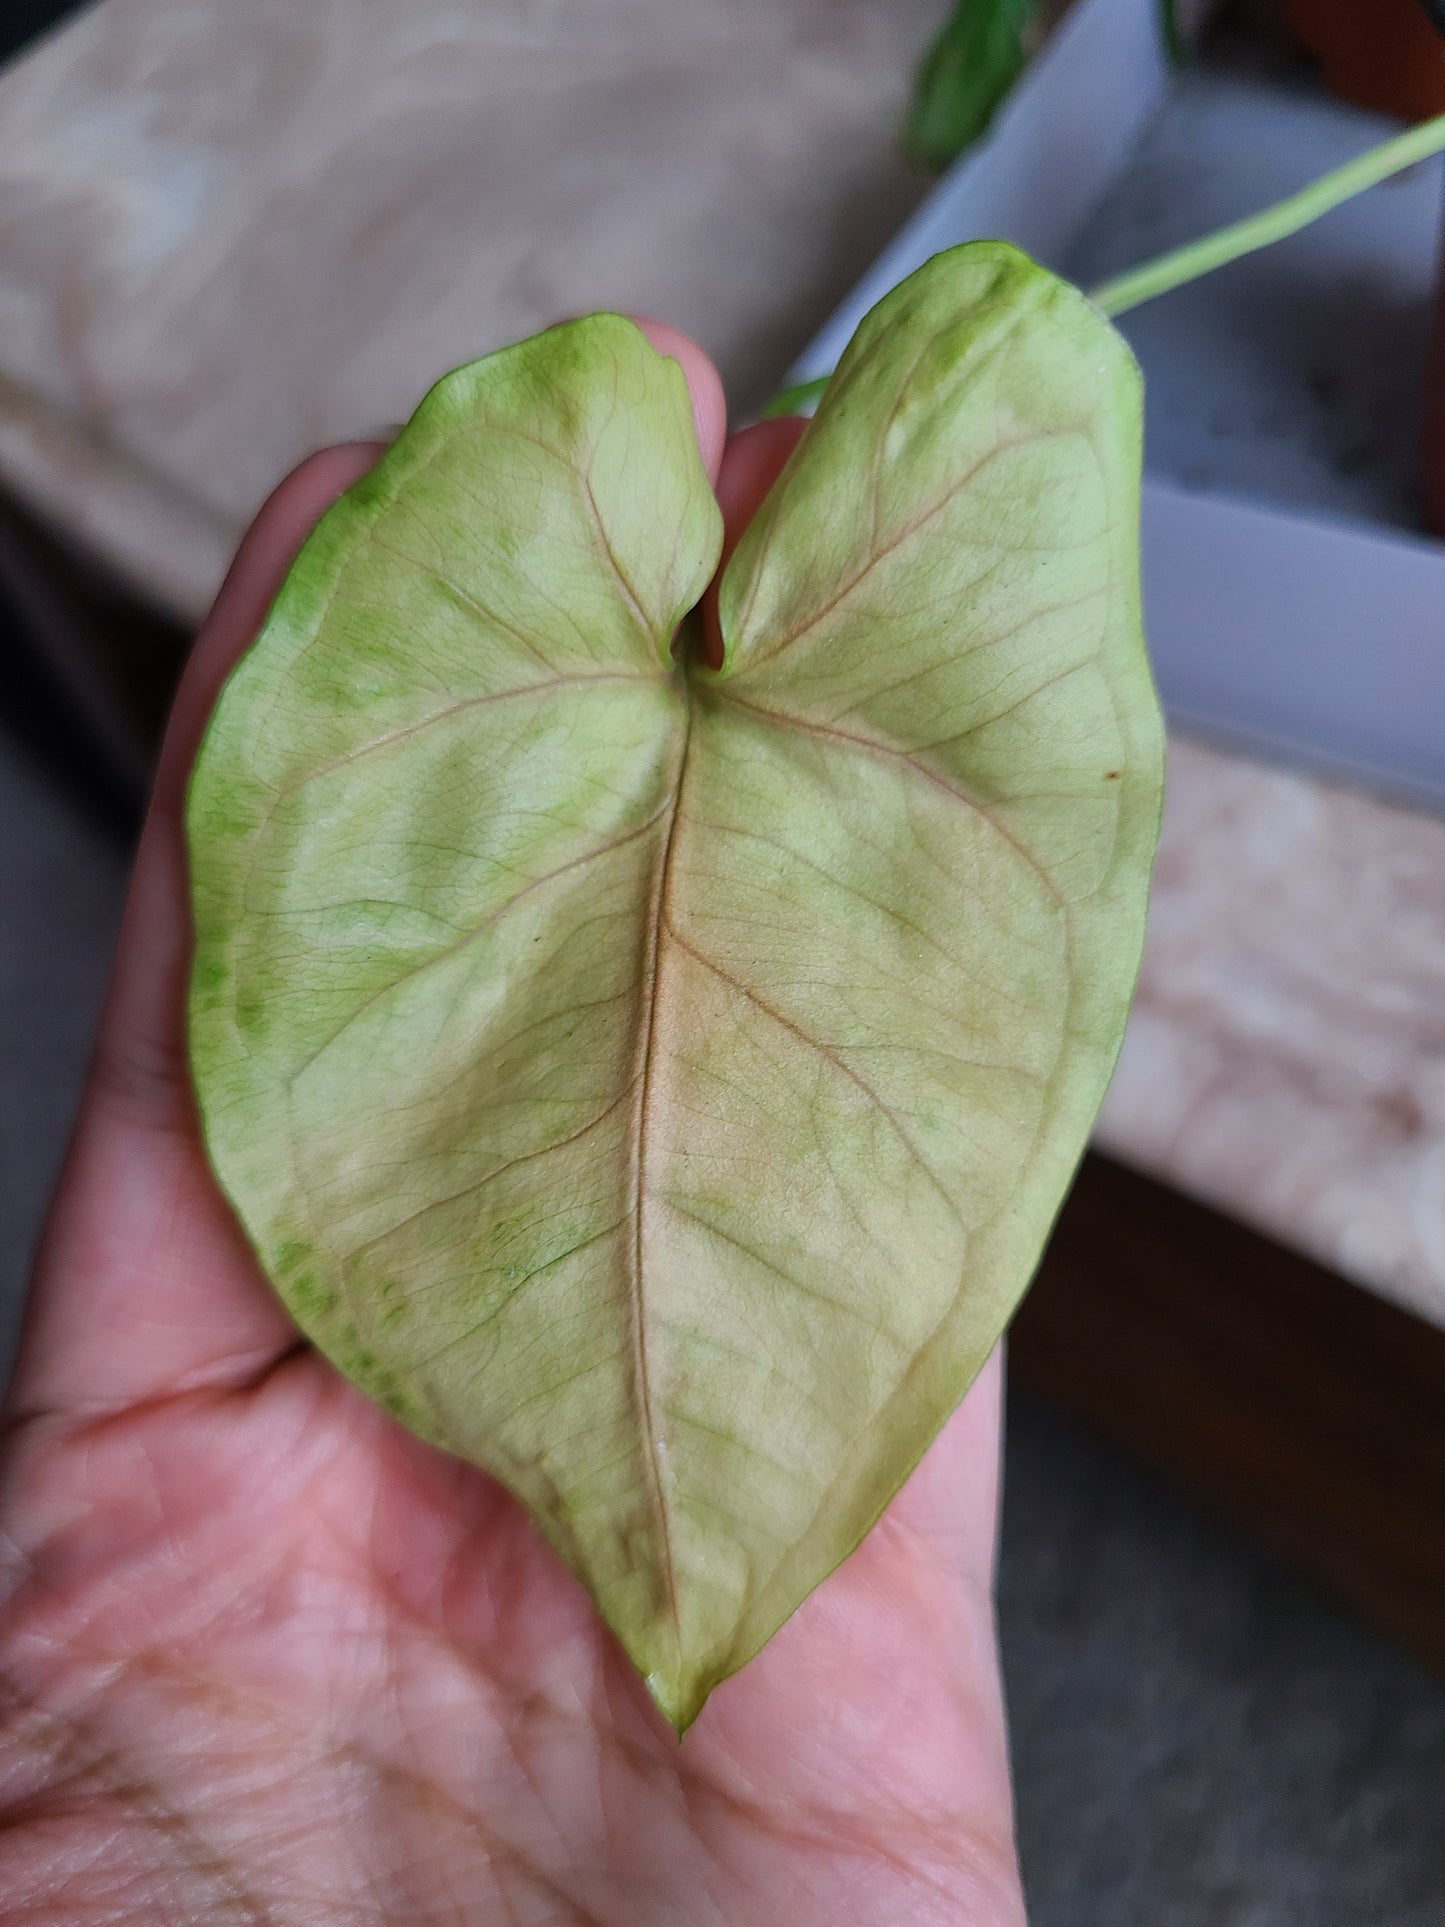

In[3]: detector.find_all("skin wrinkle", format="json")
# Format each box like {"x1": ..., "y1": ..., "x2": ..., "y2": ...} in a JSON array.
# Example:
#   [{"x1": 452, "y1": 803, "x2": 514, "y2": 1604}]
[
  {"x1": 6, "y1": 1342, "x2": 314, "y2": 1446},
  {"x1": 9, "y1": 1650, "x2": 563, "y2": 1924},
  {"x1": 0, "y1": 1674, "x2": 275, "y2": 1925},
  {"x1": 86, "y1": 1005, "x2": 198, "y2": 1138},
  {"x1": 363, "y1": 1490, "x2": 964, "y2": 1893},
  {"x1": 362, "y1": 1749, "x2": 603, "y2": 1927}
]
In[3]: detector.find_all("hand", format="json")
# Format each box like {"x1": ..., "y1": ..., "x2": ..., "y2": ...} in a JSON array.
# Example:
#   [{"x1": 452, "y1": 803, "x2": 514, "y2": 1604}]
[{"x1": 0, "y1": 324, "x2": 1024, "y2": 1925}]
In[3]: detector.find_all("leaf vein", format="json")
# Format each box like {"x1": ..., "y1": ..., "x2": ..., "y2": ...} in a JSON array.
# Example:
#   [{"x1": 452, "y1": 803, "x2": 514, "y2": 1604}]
[
  {"x1": 665, "y1": 924, "x2": 966, "y2": 1231},
  {"x1": 716, "y1": 693, "x2": 1066, "y2": 909},
  {"x1": 290, "y1": 806, "x2": 670, "y2": 1081}
]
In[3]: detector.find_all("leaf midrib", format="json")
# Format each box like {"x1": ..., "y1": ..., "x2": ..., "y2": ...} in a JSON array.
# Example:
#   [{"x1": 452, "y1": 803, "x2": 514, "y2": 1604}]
[{"x1": 627, "y1": 675, "x2": 692, "y2": 1667}]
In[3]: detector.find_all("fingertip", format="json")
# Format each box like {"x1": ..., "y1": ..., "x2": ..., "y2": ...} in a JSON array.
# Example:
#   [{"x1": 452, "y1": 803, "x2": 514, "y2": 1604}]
[
  {"x1": 713, "y1": 417, "x2": 808, "y2": 538},
  {"x1": 228, "y1": 442, "x2": 390, "y2": 610},
  {"x1": 129, "y1": 440, "x2": 386, "y2": 840},
  {"x1": 631, "y1": 316, "x2": 728, "y2": 482},
  {"x1": 700, "y1": 415, "x2": 809, "y2": 668}
]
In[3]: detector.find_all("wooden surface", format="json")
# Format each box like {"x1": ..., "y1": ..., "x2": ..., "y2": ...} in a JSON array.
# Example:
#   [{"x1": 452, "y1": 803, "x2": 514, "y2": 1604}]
[{"x1": 1014, "y1": 1153, "x2": 1445, "y2": 1676}]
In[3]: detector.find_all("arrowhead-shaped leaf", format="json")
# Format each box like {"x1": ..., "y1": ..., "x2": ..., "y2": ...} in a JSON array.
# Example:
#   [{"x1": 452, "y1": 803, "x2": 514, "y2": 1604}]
[{"x1": 188, "y1": 243, "x2": 1162, "y2": 1730}]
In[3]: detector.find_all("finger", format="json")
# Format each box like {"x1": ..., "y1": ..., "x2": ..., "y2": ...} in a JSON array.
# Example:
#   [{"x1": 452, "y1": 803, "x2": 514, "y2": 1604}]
[
  {"x1": 700, "y1": 416, "x2": 808, "y2": 666},
  {"x1": 696, "y1": 1350, "x2": 1012, "y2": 1845},
  {"x1": 11, "y1": 445, "x2": 387, "y2": 1420},
  {"x1": 888, "y1": 1343, "x2": 1006, "y2": 1597}
]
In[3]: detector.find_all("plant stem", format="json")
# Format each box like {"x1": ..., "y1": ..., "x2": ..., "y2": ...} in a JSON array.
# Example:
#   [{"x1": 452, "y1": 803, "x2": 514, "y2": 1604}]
[
  {"x1": 765, "y1": 110, "x2": 1445, "y2": 415},
  {"x1": 1092, "y1": 110, "x2": 1445, "y2": 316},
  {"x1": 761, "y1": 376, "x2": 831, "y2": 420}
]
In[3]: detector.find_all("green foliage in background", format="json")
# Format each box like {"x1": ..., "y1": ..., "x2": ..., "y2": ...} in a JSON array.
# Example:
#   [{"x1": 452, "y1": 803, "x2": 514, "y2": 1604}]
[
  {"x1": 905, "y1": 0, "x2": 1036, "y2": 170},
  {"x1": 906, "y1": 0, "x2": 1184, "y2": 173}
]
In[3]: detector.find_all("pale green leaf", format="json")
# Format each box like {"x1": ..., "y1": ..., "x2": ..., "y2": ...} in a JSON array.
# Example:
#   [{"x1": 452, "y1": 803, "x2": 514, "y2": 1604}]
[{"x1": 188, "y1": 248, "x2": 1163, "y2": 1731}]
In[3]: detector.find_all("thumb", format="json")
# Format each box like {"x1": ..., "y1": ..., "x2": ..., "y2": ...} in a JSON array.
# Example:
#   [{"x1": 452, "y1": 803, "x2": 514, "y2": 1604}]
[{"x1": 10, "y1": 445, "x2": 387, "y2": 1423}]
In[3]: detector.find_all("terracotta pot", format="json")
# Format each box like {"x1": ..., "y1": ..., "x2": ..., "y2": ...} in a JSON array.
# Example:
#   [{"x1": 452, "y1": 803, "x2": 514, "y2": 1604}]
[
  {"x1": 1286, "y1": 0, "x2": 1445, "y2": 121},
  {"x1": 1289, "y1": 0, "x2": 1445, "y2": 531}
]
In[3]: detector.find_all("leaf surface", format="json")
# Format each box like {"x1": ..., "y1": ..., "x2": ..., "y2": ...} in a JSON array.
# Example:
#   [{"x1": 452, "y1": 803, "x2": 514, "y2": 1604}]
[{"x1": 188, "y1": 248, "x2": 1162, "y2": 1729}]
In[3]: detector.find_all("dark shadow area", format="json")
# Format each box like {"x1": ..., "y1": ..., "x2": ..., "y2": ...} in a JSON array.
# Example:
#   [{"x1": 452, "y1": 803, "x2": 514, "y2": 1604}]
[
  {"x1": 0, "y1": 0, "x2": 93, "y2": 69},
  {"x1": 0, "y1": 493, "x2": 190, "y2": 858},
  {"x1": 1002, "y1": 1390, "x2": 1445, "y2": 1926}
]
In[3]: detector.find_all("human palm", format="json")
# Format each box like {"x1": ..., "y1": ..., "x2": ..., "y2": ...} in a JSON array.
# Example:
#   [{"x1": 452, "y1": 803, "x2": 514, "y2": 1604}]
[{"x1": 0, "y1": 327, "x2": 1024, "y2": 1924}]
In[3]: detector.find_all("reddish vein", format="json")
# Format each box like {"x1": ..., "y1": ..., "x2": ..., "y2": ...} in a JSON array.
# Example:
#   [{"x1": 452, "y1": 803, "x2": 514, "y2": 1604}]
[{"x1": 627, "y1": 690, "x2": 692, "y2": 1662}]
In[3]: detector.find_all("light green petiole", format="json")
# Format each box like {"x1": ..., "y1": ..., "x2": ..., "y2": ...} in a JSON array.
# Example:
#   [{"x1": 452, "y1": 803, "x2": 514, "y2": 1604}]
[
  {"x1": 761, "y1": 373, "x2": 832, "y2": 420},
  {"x1": 1091, "y1": 108, "x2": 1445, "y2": 316},
  {"x1": 765, "y1": 109, "x2": 1445, "y2": 418}
]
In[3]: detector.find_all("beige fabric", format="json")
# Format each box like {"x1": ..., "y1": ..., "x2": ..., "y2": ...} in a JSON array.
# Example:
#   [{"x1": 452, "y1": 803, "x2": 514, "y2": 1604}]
[
  {"x1": 0, "y1": 0, "x2": 943, "y2": 612},
  {"x1": 1, "y1": 0, "x2": 1443, "y2": 1326}
]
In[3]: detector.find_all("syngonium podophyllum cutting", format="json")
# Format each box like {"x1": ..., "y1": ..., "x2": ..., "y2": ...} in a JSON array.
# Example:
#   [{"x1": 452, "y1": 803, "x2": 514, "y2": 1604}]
[{"x1": 188, "y1": 241, "x2": 1163, "y2": 1730}]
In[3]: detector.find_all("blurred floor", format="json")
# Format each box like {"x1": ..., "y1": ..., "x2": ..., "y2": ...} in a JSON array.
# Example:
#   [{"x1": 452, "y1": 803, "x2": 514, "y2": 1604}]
[
  {"x1": 1002, "y1": 1392, "x2": 1445, "y2": 1925},
  {"x1": 1, "y1": 717, "x2": 1443, "y2": 1920}
]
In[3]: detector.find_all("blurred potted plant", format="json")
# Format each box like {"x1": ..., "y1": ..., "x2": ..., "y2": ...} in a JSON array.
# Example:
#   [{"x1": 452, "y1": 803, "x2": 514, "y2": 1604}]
[
  {"x1": 903, "y1": 0, "x2": 1038, "y2": 170},
  {"x1": 904, "y1": 1, "x2": 1200, "y2": 171},
  {"x1": 1285, "y1": 0, "x2": 1445, "y2": 122}
]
